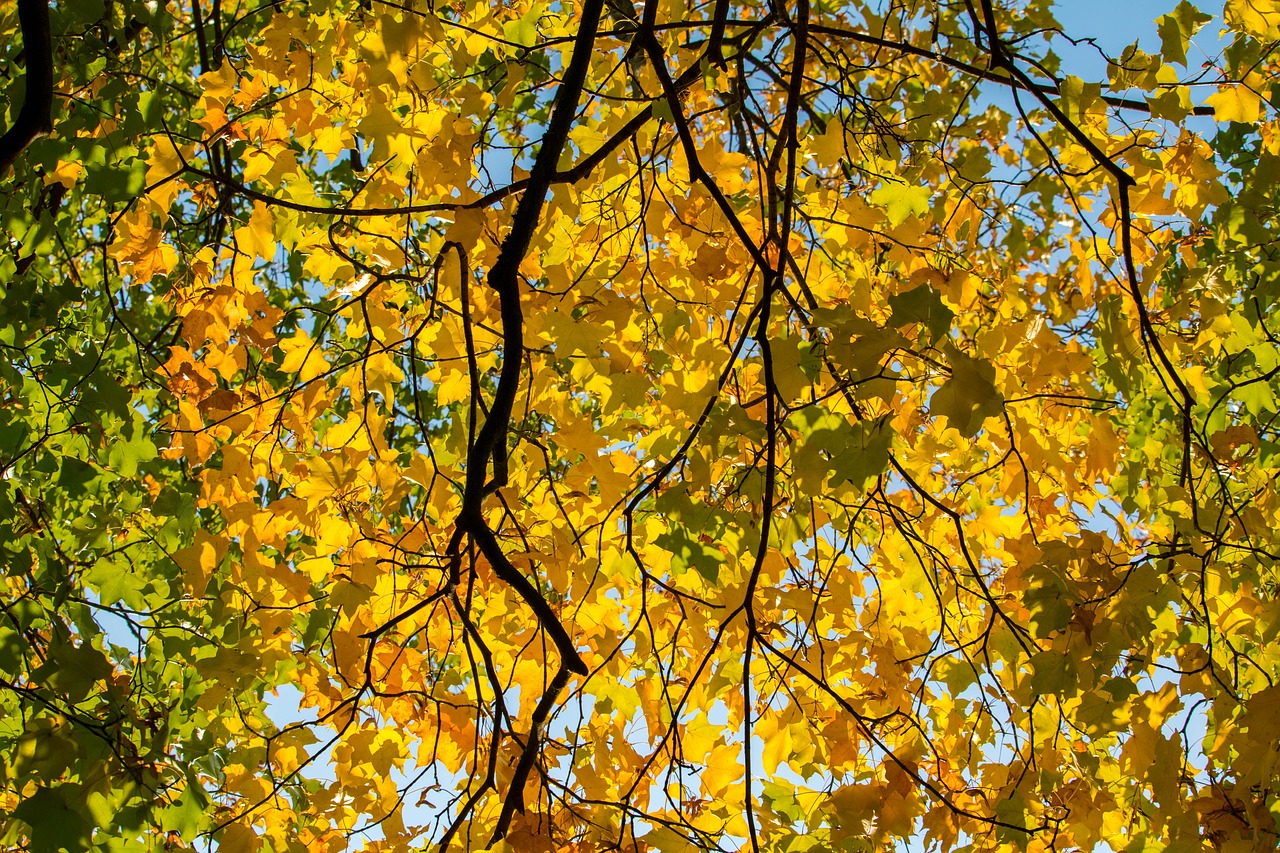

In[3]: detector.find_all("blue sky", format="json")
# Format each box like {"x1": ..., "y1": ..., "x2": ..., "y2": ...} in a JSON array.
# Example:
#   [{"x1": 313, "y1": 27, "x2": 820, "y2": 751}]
[{"x1": 1054, "y1": 0, "x2": 1229, "y2": 78}]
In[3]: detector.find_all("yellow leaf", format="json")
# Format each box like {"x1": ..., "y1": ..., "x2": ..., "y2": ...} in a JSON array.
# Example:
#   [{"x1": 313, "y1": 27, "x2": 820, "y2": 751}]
[
  {"x1": 234, "y1": 202, "x2": 277, "y2": 261},
  {"x1": 1205, "y1": 85, "x2": 1262, "y2": 123},
  {"x1": 1225, "y1": 0, "x2": 1280, "y2": 38},
  {"x1": 44, "y1": 159, "x2": 83, "y2": 188},
  {"x1": 217, "y1": 822, "x2": 261, "y2": 853},
  {"x1": 172, "y1": 530, "x2": 225, "y2": 596},
  {"x1": 198, "y1": 64, "x2": 238, "y2": 103},
  {"x1": 241, "y1": 147, "x2": 278, "y2": 183},
  {"x1": 295, "y1": 451, "x2": 368, "y2": 503},
  {"x1": 701, "y1": 743, "x2": 742, "y2": 798},
  {"x1": 109, "y1": 208, "x2": 177, "y2": 281},
  {"x1": 146, "y1": 138, "x2": 184, "y2": 183},
  {"x1": 761, "y1": 721, "x2": 793, "y2": 776},
  {"x1": 278, "y1": 331, "x2": 330, "y2": 382}
]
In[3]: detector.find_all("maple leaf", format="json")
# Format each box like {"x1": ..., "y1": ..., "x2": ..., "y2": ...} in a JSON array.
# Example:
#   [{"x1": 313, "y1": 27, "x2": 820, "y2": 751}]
[
  {"x1": 1205, "y1": 85, "x2": 1264, "y2": 123},
  {"x1": 930, "y1": 345, "x2": 1004, "y2": 437}
]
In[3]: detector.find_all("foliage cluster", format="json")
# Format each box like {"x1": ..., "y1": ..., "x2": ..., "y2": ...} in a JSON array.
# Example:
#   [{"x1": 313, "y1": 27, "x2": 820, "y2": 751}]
[{"x1": 3, "y1": 0, "x2": 1280, "y2": 851}]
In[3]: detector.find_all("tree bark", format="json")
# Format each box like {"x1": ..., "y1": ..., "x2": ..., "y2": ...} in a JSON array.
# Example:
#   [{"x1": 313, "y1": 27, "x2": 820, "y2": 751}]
[{"x1": 0, "y1": 0, "x2": 54, "y2": 178}]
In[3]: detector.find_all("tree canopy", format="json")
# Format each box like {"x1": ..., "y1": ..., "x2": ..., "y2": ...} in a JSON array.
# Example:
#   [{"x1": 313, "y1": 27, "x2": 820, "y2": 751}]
[{"x1": 2, "y1": 0, "x2": 1280, "y2": 850}]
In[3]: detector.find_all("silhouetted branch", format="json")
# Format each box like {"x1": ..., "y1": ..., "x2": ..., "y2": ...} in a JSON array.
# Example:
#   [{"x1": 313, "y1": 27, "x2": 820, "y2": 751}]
[{"x1": 0, "y1": 0, "x2": 54, "y2": 178}]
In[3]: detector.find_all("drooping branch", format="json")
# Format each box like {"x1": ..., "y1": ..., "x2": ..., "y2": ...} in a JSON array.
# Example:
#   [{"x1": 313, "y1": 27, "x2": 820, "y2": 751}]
[
  {"x1": 455, "y1": 0, "x2": 607, "y2": 842},
  {"x1": 448, "y1": 0, "x2": 602, "y2": 685},
  {"x1": 466, "y1": 0, "x2": 607, "y2": 509},
  {"x1": 0, "y1": 0, "x2": 54, "y2": 178}
]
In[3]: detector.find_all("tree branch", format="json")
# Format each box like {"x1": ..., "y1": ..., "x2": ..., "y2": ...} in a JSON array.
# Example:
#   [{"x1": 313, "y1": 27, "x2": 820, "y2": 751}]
[{"x1": 0, "y1": 0, "x2": 54, "y2": 178}]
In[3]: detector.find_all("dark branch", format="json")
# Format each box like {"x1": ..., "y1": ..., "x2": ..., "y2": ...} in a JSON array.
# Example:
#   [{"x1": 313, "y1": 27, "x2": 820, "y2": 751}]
[{"x1": 0, "y1": 0, "x2": 54, "y2": 178}]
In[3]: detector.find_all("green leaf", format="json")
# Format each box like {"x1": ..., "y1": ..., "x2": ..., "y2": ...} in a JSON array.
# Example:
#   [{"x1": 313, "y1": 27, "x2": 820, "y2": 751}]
[
  {"x1": 829, "y1": 416, "x2": 895, "y2": 492},
  {"x1": 0, "y1": 624, "x2": 25, "y2": 674},
  {"x1": 930, "y1": 346, "x2": 1004, "y2": 436},
  {"x1": 14, "y1": 785, "x2": 92, "y2": 853},
  {"x1": 1158, "y1": 1, "x2": 1212, "y2": 66},
  {"x1": 196, "y1": 647, "x2": 253, "y2": 689},
  {"x1": 37, "y1": 642, "x2": 114, "y2": 703},
  {"x1": 954, "y1": 147, "x2": 992, "y2": 181},
  {"x1": 58, "y1": 456, "x2": 100, "y2": 494},
  {"x1": 761, "y1": 781, "x2": 805, "y2": 823},
  {"x1": 160, "y1": 776, "x2": 211, "y2": 841},
  {"x1": 1146, "y1": 86, "x2": 1193, "y2": 121},
  {"x1": 502, "y1": 7, "x2": 541, "y2": 46},
  {"x1": 1057, "y1": 75, "x2": 1101, "y2": 124},
  {"x1": 86, "y1": 555, "x2": 150, "y2": 609},
  {"x1": 55, "y1": 0, "x2": 106, "y2": 29},
  {"x1": 1077, "y1": 689, "x2": 1132, "y2": 737},
  {"x1": 655, "y1": 524, "x2": 724, "y2": 584},
  {"x1": 994, "y1": 793, "x2": 1031, "y2": 848},
  {"x1": 107, "y1": 435, "x2": 156, "y2": 478},
  {"x1": 888, "y1": 284, "x2": 954, "y2": 344},
  {"x1": 769, "y1": 335, "x2": 820, "y2": 400},
  {"x1": 1022, "y1": 564, "x2": 1074, "y2": 640},
  {"x1": 13, "y1": 718, "x2": 81, "y2": 779},
  {"x1": 869, "y1": 183, "x2": 930, "y2": 226},
  {"x1": 1029, "y1": 650, "x2": 1077, "y2": 696},
  {"x1": 826, "y1": 319, "x2": 905, "y2": 381},
  {"x1": 83, "y1": 156, "x2": 147, "y2": 202}
]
